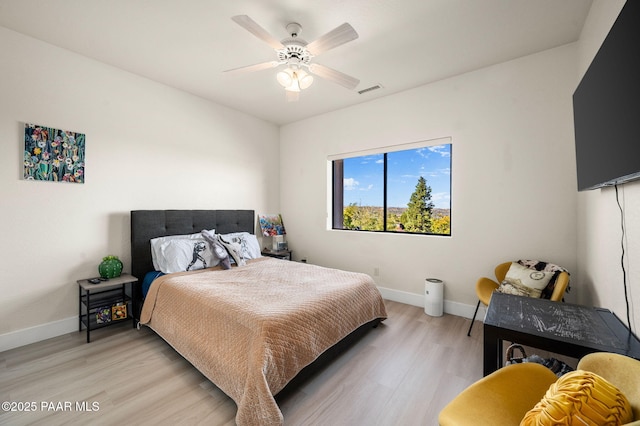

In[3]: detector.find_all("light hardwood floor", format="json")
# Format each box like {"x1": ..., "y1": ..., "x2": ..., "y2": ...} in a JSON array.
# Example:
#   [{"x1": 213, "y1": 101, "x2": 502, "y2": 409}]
[{"x1": 0, "y1": 301, "x2": 571, "y2": 425}]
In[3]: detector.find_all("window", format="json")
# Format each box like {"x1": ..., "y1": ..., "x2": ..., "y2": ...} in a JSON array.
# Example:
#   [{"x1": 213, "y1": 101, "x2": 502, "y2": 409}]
[{"x1": 331, "y1": 139, "x2": 451, "y2": 235}]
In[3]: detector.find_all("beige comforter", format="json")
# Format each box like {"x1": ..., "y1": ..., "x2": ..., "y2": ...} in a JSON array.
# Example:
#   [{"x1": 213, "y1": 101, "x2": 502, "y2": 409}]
[{"x1": 139, "y1": 257, "x2": 387, "y2": 425}]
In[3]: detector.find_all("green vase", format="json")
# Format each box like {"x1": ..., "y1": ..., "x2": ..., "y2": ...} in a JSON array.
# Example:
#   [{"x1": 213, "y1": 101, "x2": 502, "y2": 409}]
[{"x1": 99, "y1": 255, "x2": 123, "y2": 279}]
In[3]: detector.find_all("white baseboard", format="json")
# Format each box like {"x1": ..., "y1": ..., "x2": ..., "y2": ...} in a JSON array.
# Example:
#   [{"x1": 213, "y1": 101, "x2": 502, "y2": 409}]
[
  {"x1": 2, "y1": 289, "x2": 486, "y2": 353},
  {"x1": 0, "y1": 316, "x2": 77, "y2": 352},
  {"x1": 377, "y1": 286, "x2": 487, "y2": 320}
]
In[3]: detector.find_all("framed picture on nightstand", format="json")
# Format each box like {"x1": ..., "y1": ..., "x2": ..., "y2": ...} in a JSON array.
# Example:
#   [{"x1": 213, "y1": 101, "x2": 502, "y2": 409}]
[
  {"x1": 96, "y1": 307, "x2": 111, "y2": 324},
  {"x1": 111, "y1": 303, "x2": 127, "y2": 320}
]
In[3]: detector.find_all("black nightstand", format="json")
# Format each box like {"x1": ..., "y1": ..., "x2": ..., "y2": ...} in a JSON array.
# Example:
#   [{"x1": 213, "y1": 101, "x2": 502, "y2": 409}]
[
  {"x1": 78, "y1": 273, "x2": 138, "y2": 342},
  {"x1": 261, "y1": 249, "x2": 292, "y2": 261}
]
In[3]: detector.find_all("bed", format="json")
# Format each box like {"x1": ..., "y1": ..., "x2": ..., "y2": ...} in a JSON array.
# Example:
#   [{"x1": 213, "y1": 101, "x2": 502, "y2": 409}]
[{"x1": 130, "y1": 210, "x2": 387, "y2": 426}]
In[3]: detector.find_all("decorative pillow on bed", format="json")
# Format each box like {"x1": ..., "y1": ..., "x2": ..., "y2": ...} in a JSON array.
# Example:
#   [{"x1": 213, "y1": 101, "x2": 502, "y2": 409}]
[
  {"x1": 496, "y1": 262, "x2": 554, "y2": 298},
  {"x1": 155, "y1": 237, "x2": 218, "y2": 274},
  {"x1": 150, "y1": 229, "x2": 214, "y2": 270},
  {"x1": 217, "y1": 234, "x2": 246, "y2": 267},
  {"x1": 201, "y1": 229, "x2": 231, "y2": 270},
  {"x1": 219, "y1": 232, "x2": 262, "y2": 260}
]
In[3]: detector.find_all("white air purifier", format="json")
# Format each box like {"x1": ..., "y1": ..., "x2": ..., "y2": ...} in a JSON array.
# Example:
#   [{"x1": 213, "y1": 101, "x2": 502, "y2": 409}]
[{"x1": 424, "y1": 278, "x2": 444, "y2": 317}]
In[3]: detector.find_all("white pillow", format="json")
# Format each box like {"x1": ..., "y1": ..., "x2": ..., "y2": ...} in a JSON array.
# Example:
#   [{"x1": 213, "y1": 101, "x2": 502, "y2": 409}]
[
  {"x1": 219, "y1": 232, "x2": 262, "y2": 260},
  {"x1": 150, "y1": 229, "x2": 214, "y2": 270},
  {"x1": 155, "y1": 237, "x2": 219, "y2": 274},
  {"x1": 497, "y1": 262, "x2": 554, "y2": 298}
]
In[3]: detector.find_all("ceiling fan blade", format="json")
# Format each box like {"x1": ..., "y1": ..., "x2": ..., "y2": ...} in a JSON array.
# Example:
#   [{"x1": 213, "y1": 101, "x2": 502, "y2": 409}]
[
  {"x1": 306, "y1": 23, "x2": 358, "y2": 56},
  {"x1": 231, "y1": 15, "x2": 284, "y2": 50},
  {"x1": 223, "y1": 61, "x2": 280, "y2": 74},
  {"x1": 309, "y1": 63, "x2": 359, "y2": 90}
]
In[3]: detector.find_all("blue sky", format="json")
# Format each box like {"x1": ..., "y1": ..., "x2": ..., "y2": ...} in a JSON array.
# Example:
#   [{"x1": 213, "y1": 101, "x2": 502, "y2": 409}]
[{"x1": 343, "y1": 144, "x2": 451, "y2": 209}]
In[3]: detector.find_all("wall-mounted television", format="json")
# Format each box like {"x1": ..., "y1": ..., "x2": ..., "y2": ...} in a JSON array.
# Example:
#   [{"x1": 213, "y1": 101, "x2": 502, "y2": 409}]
[{"x1": 573, "y1": 0, "x2": 640, "y2": 191}]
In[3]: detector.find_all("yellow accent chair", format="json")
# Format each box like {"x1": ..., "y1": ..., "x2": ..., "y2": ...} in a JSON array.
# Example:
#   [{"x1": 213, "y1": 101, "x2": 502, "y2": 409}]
[
  {"x1": 467, "y1": 261, "x2": 570, "y2": 336},
  {"x1": 438, "y1": 352, "x2": 640, "y2": 426}
]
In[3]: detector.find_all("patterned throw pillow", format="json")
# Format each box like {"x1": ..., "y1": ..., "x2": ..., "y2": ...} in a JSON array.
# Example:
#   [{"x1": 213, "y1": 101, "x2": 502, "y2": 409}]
[
  {"x1": 521, "y1": 370, "x2": 633, "y2": 425},
  {"x1": 497, "y1": 262, "x2": 554, "y2": 298},
  {"x1": 216, "y1": 234, "x2": 246, "y2": 267},
  {"x1": 218, "y1": 232, "x2": 262, "y2": 260},
  {"x1": 202, "y1": 229, "x2": 231, "y2": 270}
]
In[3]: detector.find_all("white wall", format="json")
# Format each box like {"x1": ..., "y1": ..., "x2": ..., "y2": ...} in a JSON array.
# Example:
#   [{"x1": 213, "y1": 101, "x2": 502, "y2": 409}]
[
  {"x1": 0, "y1": 27, "x2": 279, "y2": 349},
  {"x1": 576, "y1": 0, "x2": 639, "y2": 333},
  {"x1": 280, "y1": 43, "x2": 579, "y2": 316}
]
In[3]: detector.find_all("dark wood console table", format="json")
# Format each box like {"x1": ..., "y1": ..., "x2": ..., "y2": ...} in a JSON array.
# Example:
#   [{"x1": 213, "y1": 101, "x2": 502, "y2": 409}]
[{"x1": 483, "y1": 292, "x2": 640, "y2": 375}]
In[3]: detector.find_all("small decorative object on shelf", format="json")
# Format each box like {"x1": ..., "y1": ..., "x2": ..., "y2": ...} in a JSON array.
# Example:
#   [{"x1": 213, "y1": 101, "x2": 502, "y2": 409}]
[
  {"x1": 111, "y1": 303, "x2": 127, "y2": 320},
  {"x1": 273, "y1": 235, "x2": 287, "y2": 251},
  {"x1": 96, "y1": 306, "x2": 111, "y2": 324},
  {"x1": 99, "y1": 255, "x2": 123, "y2": 279}
]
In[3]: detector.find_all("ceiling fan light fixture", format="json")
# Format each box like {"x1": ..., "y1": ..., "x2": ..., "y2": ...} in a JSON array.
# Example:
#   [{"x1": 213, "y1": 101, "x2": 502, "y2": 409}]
[
  {"x1": 297, "y1": 70, "x2": 314, "y2": 89},
  {"x1": 277, "y1": 68, "x2": 313, "y2": 101},
  {"x1": 285, "y1": 81, "x2": 301, "y2": 92},
  {"x1": 277, "y1": 69, "x2": 294, "y2": 88}
]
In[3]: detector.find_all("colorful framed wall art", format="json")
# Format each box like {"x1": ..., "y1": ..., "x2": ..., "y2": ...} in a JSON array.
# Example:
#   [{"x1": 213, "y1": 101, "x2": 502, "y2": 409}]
[{"x1": 23, "y1": 123, "x2": 85, "y2": 183}]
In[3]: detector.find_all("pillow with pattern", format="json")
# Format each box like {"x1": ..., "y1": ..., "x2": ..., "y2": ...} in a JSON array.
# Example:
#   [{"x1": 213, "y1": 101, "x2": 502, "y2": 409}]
[
  {"x1": 218, "y1": 232, "x2": 262, "y2": 260},
  {"x1": 497, "y1": 262, "x2": 554, "y2": 298},
  {"x1": 201, "y1": 229, "x2": 230, "y2": 270},
  {"x1": 155, "y1": 237, "x2": 218, "y2": 274},
  {"x1": 217, "y1": 234, "x2": 246, "y2": 267},
  {"x1": 150, "y1": 229, "x2": 214, "y2": 271}
]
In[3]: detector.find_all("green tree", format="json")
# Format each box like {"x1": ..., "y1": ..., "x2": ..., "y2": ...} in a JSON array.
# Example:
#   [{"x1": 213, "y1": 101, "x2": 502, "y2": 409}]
[
  {"x1": 343, "y1": 203, "x2": 383, "y2": 230},
  {"x1": 362, "y1": 206, "x2": 384, "y2": 230},
  {"x1": 343, "y1": 203, "x2": 359, "y2": 230},
  {"x1": 431, "y1": 215, "x2": 451, "y2": 235},
  {"x1": 400, "y1": 176, "x2": 434, "y2": 233},
  {"x1": 386, "y1": 212, "x2": 402, "y2": 231}
]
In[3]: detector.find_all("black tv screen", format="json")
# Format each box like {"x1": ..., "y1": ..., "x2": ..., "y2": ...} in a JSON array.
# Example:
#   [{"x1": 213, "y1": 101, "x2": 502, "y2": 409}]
[{"x1": 573, "y1": 0, "x2": 640, "y2": 191}]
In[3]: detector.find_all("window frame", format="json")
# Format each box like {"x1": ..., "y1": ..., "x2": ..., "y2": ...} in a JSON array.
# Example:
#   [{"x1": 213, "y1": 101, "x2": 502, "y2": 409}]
[{"x1": 329, "y1": 138, "x2": 451, "y2": 236}]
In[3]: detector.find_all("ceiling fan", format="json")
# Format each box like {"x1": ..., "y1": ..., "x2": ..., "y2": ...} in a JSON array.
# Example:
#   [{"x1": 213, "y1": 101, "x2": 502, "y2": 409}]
[{"x1": 225, "y1": 15, "x2": 360, "y2": 101}]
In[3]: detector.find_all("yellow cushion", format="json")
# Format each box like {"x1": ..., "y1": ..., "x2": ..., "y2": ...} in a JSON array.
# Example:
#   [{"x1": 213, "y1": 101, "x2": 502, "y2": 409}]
[
  {"x1": 521, "y1": 370, "x2": 633, "y2": 426},
  {"x1": 577, "y1": 352, "x2": 640, "y2": 421}
]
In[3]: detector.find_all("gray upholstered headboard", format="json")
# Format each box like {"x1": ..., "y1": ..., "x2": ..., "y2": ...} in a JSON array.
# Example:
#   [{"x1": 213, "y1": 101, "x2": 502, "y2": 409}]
[{"x1": 130, "y1": 209, "x2": 255, "y2": 318}]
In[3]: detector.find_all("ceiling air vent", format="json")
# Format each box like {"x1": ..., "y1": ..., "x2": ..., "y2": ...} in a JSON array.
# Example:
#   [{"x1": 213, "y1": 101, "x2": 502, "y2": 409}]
[{"x1": 358, "y1": 84, "x2": 383, "y2": 95}]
